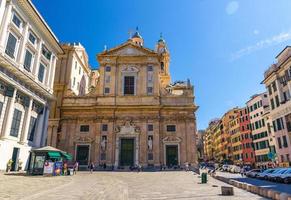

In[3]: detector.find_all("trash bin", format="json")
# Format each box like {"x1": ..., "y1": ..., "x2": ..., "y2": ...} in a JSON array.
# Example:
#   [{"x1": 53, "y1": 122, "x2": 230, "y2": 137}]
[
  {"x1": 201, "y1": 172, "x2": 207, "y2": 183},
  {"x1": 69, "y1": 168, "x2": 74, "y2": 176}
]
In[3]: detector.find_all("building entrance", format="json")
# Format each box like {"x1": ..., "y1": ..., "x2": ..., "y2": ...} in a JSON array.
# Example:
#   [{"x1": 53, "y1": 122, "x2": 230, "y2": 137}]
[
  {"x1": 166, "y1": 145, "x2": 178, "y2": 167},
  {"x1": 120, "y1": 139, "x2": 134, "y2": 166}
]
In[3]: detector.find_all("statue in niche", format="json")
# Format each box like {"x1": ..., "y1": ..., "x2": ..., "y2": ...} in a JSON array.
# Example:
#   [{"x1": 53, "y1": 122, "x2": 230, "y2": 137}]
[
  {"x1": 148, "y1": 136, "x2": 153, "y2": 151},
  {"x1": 101, "y1": 136, "x2": 107, "y2": 151}
]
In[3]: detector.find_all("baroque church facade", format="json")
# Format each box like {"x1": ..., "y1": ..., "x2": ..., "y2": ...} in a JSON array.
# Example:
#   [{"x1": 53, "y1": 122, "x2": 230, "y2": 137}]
[{"x1": 48, "y1": 30, "x2": 198, "y2": 169}]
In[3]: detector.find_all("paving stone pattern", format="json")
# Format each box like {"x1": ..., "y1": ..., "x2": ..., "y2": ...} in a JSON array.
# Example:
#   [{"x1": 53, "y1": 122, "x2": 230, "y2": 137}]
[{"x1": 0, "y1": 172, "x2": 267, "y2": 200}]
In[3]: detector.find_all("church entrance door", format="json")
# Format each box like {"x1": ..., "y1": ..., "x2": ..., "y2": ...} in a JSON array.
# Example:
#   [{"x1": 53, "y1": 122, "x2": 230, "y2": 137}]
[
  {"x1": 166, "y1": 145, "x2": 178, "y2": 167},
  {"x1": 120, "y1": 138, "x2": 134, "y2": 166},
  {"x1": 76, "y1": 145, "x2": 89, "y2": 166}
]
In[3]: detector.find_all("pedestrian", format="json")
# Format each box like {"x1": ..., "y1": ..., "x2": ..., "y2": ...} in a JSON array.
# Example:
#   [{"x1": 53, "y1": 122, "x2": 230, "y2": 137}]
[
  {"x1": 73, "y1": 161, "x2": 79, "y2": 175},
  {"x1": 240, "y1": 167, "x2": 245, "y2": 177},
  {"x1": 89, "y1": 162, "x2": 94, "y2": 173},
  {"x1": 137, "y1": 164, "x2": 142, "y2": 172},
  {"x1": 185, "y1": 162, "x2": 189, "y2": 172}
]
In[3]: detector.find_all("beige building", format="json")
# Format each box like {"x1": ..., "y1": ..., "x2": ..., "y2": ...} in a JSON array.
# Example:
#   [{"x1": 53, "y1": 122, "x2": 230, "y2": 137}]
[
  {"x1": 246, "y1": 93, "x2": 272, "y2": 168},
  {"x1": 262, "y1": 46, "x2": 291, "y2": 167},
  {"x1": 0, "y1": 0, "x2": 63, "y2": 170},
  {"x1": 48, "y1": 31, "x2": 198, "y2": 169}
]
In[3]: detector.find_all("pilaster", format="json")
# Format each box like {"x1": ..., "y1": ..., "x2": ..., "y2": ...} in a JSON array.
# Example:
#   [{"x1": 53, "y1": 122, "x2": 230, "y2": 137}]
[
  {"x1": 0, "y1": 0, "x2": 12, "y2": 50},
  {"x1": 19, "y1": 97, "x2": 33, "y2": 144},
  {"x1": 1, "y1": 87, "x2": 17, "y2": 138}
]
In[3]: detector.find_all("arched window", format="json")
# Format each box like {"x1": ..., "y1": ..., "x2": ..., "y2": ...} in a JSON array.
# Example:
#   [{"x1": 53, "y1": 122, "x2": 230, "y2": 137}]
[{"x1": 161, "y1": 62, "x2": 164, "y2": 71}]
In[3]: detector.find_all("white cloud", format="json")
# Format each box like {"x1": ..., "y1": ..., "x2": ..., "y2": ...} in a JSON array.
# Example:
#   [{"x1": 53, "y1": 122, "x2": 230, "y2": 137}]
[
  {"x1": 231, "y1": 30, "x2": 291, "y2": 61},
  {"x1": 253, "y1": 30, "x2": 260, "y2": 35},
  {"x1": 226, "y1": 1, "x2": 239, "y2": 15}
]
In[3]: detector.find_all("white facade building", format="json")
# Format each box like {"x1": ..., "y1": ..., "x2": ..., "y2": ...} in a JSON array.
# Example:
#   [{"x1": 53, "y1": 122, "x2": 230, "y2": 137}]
[{"x1": 0, "y1": 0, "x2": 63, "y2": 171}]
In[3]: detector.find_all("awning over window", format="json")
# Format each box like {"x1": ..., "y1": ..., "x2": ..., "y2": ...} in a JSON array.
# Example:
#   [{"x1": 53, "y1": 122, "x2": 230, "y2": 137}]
[
  {"x1": 48, "y1": 151, "x2": 61, "y2": 158},
  {"x1": 62, "y1": 153, "x2": 73, "y2": 160}
]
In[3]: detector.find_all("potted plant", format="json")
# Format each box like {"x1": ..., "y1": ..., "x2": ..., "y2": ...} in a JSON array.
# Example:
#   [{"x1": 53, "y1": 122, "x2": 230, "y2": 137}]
[{"x1": 17, "y1": 159, "x2": 23, "y2": 171}]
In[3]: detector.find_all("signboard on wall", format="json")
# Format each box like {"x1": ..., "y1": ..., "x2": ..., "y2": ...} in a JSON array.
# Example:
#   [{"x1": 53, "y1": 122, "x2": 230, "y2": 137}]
[{"x1": 54, "y1": 161, "x2": 63, "y2": 176}]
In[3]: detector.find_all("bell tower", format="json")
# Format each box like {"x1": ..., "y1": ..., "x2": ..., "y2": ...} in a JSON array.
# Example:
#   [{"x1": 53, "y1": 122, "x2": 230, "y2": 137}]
[{"x1": 156, "y1": 33, "x2": 171, "y2": 87}]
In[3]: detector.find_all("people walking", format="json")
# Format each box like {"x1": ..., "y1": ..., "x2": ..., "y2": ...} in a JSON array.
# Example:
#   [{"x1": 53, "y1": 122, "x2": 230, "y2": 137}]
[
  {"x1": 89, "y1": 162, "x2": 94, "y2": 173},
  {"x1": 240, "y1": 167, "x2": 245, "y2": 177},
  {"x1": 73, "y1": 161, "x2": 79, "y2": 175},
  {"x1": 185, "y1": 162, "x2": 189, "y2": 171}
]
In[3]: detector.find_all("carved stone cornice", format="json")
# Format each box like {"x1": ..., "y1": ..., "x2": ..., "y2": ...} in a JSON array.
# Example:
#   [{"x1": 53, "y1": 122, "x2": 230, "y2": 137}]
[
  {"x1": 73, "y1": 135, "x2": 95, "y2": 143},
  {"x1": 162, "y1": 136, "x2": 182, "y2": 143}
]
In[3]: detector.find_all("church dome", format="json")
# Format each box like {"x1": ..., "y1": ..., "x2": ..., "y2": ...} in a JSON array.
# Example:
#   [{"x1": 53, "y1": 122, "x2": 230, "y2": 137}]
[
  {"x1": 131, "y1": 27, "x2": 143, "y2": 46},
  {"x1": 132, "y1": 31, "x2": 142, "y2": 39}
]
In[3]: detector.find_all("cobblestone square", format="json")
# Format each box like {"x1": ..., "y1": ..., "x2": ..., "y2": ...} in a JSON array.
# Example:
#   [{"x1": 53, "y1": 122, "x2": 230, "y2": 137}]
[{"x1": 0, "y1": 171, "x2": 266, "y2": 200}]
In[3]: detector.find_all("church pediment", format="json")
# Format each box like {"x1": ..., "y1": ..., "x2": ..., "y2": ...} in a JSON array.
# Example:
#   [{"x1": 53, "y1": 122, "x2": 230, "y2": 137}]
[
  {"x1": 99, "y1": 42, "x2": 157, "y2": 57},
  {"x1": 112, "y1": 46, "x2": 147, "y2": 56}
]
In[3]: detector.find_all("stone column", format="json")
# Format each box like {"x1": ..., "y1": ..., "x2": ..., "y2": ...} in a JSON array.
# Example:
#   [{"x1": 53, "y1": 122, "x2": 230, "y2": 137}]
[
  {"x1": 114, "y1": 136, "x2": 119, "y2": 169},
  {"x1": 32, "y1": 40, "x2": 43, "y2": 78},
  {"x1": 139, "y1": 123, "x2": 147, "y2": 165},
  {"x1": 19, "y1": 97, "x2": 33, "y2": 144},
  {"x1": 135, "y1": 135, "x2": 139, "y2": 165},
  {"x1": 17, "y1": 22, "x2": 29, "y2": 64},
  {"x1": 49, "y1": 55, "x2": 57, "y2": 90},
  {"x1": 51, "y1": 126, "x2": 58, "y2": 147},
  {"x1": 0, "y1": 0, "x2": 12, "y2": 50},
  {"x1": 1, "y1": 88, "x2": 17, "y2": 138},
  {"x1": 46, "y1": 124, "x2": 53, "y2": 146},
  {"x1": 153, "y1": 121, "x2": 160, "y2": 166},
  {"x1": 275, "y1": 79, "x2": 283, "y2": 102},
  {"x1": 287, "y1": 82, "x2": 291, "y2": 99}
]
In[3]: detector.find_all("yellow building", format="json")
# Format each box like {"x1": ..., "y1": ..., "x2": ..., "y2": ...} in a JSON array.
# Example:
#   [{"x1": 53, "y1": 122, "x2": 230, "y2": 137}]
[
  {"x1": 204, "y1": 119, "x2": 220, "y2": 161},
  {"x1": 48, "y1": 30, "x2": 198, "y2": 169},
  {"x1": 229, "y1": 113, "x2": 242, "y2": 165},
  {"x1": 221, "y1": 108, "x2": 239, "y2": 162}
]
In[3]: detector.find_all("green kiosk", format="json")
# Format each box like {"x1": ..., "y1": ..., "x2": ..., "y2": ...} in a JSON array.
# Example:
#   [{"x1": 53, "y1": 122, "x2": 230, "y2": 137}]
[{"x1": 28, "y1": 146, "x2": 72, "y2": 175}]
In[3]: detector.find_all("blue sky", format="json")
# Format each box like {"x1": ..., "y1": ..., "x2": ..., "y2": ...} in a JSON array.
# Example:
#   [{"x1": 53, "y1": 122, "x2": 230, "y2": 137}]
[{"x1": 32, "y1": 0, "x2": 291, "y2": 130}]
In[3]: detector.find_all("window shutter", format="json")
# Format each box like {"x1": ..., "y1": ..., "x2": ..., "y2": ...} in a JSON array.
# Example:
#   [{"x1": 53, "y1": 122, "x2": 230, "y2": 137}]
[
  {"x1": 24, "y1": 51, "x2": 32, "y2": 71},
  {"x1": 38, "y1": 64, "x2": 45, "y2": 82},
  {"x1": 5, "y1": 34, "x2": 17, "y2": 58}
]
